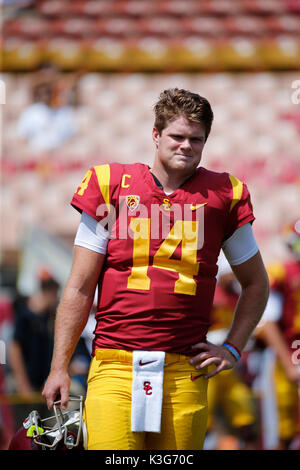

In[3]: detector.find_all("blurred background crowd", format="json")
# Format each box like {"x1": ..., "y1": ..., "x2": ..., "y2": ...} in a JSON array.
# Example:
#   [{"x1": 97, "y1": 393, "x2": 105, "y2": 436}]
[{"x1": 0, "y1": 0, "x2": 300, "y2": 450}]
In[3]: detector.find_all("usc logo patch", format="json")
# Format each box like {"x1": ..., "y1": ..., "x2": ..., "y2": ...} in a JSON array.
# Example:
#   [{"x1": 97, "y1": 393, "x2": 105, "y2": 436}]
[{"x1": 126, "y1": 195, "x2": 140, "y2": 212}]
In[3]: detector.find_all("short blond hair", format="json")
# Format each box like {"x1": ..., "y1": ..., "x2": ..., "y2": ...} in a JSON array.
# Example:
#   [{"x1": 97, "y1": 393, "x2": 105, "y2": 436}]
[{"x1": 154, "y1": 88, "x2": 214, "y2": 141}]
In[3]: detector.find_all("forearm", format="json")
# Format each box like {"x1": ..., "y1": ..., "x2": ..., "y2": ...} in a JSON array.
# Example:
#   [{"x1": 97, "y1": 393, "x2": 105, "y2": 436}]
[
  {"x1": 225, "y1": 282, "x2": 269, "y2": 352},
  {"x1": 43, "y1": 245, "x2": 105, "y2": 409}
]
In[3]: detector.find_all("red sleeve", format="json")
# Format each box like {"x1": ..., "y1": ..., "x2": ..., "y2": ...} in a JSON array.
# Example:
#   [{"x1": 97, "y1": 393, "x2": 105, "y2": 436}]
[
  {"x1": 224, "y1": 177, "x2": 255, "y2": 240},
  {"x1": 71, "y1": 165, "x2": 110, "y2": 222}
]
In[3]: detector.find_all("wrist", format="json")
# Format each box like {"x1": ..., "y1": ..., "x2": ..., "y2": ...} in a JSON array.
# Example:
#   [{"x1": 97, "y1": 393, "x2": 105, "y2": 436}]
[
  {"x1": 50, "y1": 362, "x2": 69, "y2": 374},
  {"x1": 222, "y1": 342, "x2": 241, "y2": 362}
]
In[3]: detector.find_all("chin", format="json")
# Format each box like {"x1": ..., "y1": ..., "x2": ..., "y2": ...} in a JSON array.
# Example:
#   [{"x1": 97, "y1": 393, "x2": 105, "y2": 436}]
[{"x1": 174, "y1": 159, "x2": 196, "y2": 171}]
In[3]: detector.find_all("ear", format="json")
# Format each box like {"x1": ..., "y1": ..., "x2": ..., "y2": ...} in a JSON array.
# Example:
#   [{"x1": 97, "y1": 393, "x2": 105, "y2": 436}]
[{"x1": 152, "y1": 127, "x2": 160, "y2": 147}]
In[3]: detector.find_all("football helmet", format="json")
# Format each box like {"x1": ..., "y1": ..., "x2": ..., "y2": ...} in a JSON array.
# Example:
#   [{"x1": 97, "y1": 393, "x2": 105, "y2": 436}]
[{"x1": 8, "y1": 395, "x2": 85, "y2": 450}]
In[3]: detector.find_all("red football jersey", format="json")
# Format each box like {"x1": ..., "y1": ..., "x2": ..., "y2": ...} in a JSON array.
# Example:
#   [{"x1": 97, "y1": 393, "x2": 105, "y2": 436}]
[
  {"x1": 71, "y1": 163, "x2": 255, "y2": 355},
  {"x1": 267, "y1": 260, "x2": 300, "y2": 346}
]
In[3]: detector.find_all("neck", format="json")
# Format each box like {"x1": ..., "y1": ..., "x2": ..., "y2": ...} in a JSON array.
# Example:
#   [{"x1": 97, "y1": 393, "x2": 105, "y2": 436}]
[{"x1": 150, "y1": 161, "x2": 194, "y2": 194}]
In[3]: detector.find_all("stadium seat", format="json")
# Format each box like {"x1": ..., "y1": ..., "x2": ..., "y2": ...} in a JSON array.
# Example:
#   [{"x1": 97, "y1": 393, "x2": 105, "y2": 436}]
[
  {"x1": 44, "y1": 38, "x2": 85, "y2": 70},
  {"x1": 216, "y1": 38, "x2": 262, "y2": 69},
  {"x1": 242, "y1": 0, "x2": 285, "y2": 15},
  {"x1": 260, "y1": 37, "x2": 300, "y2": 69},
  {"x1": 265, "y1": 14, "x2": 300, "y2": 35},
  {"x1": 2, "y1": 38, "x2": 44, "y2": 70},
  {"x1": 182, "y1": 17, "x2": 225, "y2": 38},
  {"x1": 140, "y1": 17, "x2": 183, "y2": 38},
  {"x1": 84, "y1": 38, "x2": 128, "y2": 71},
  {"x1": 223, "y1": 16, "x2": 266, "y2": 37},
  {"x1": 120, "y1": 0, "x2": 157, "y2": 17},
  {"x1": 98, "y1": 17, "x2": 141, "y2": 38},
  {"x1": 36, "y1": 0, "x2": 70, "y2": 16},
  {"x1": 285, "y1": 0, "x2": 300, "y2": 13}
]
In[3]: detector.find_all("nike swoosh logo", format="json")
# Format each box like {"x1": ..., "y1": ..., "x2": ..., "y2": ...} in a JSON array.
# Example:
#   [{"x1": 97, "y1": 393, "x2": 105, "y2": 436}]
[
  {"x1": 190, "y1": 203, "x2": 207, "y2": 211},
  {"x1": 139, "y1": 360, "x2": 156, "y2": 366},
  {"x1": 190, "y1": 373, "x2": 203, "y2": 381}
]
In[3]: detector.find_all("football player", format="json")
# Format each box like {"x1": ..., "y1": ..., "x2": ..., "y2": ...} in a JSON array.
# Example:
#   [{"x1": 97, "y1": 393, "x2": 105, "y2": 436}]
[
  {"x1": 256, "y1": 220, "x2": 300, "y2": 449},
  {"x1": 42, "y1": 88, "x2": 269, "y2": 450}
]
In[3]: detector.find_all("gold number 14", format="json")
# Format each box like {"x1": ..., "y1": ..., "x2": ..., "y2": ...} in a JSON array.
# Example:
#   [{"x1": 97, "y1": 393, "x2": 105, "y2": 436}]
[{"x1": 127, "y1": 218, "x2": 200, "y2": 296}]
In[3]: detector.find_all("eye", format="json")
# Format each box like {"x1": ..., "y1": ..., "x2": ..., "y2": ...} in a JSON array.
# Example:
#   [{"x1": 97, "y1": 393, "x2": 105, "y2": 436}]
[{"x1": 171, "y1": 134, "x2": 184, "y2": 140}]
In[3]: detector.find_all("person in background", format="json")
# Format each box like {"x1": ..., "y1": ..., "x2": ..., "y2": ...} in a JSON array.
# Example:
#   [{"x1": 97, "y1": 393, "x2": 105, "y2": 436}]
[
  {"x1": 17, "y1": 70, "x2": 78, "y2": 152},
  {"x1": 9, "y1": 269, "x2": 60, "y2": 398},
  {"x1": 256, "y1": 220, "x2": 300, "y2": 450}
]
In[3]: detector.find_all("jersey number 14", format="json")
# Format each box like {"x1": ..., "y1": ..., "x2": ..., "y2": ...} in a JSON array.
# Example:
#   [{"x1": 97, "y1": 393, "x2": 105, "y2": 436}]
[{"x1": 127, "y1": 218, "x2": 200, "y2": 296}]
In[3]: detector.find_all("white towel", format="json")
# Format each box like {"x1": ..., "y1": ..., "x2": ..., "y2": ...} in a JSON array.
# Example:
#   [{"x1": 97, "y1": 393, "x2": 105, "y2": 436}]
[{"x1": 131, "y1": 350, "x2": 165, "y2": 433}]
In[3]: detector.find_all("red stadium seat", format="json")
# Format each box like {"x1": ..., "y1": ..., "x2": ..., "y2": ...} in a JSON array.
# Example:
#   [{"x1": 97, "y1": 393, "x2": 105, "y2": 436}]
[
  {"x1": 205, "y1": 0, "x2": 238, "y2": 15},
  {"x1": 265, "y1": 14, "x2": 300, "y2": 35},
  {"x1": 3, "y1": 19, "x2": 23, "y2": 38},
  {"x1": 181, "y1": 17, "x2": 225, "y2": 38},
  {"x1": 36, "y1": 0, "x2": 71, "y2": 16},
  {"x1": 156, "y1": 0, "x2": 202, "y2": 17},
  {"x1": 223, "y1": 15, "x2": 266, "y2": 37},
  {"x1": 278, "y1": 14, "x2": 300, "y2": 34},
  {"x1": 3, "y1": 17, "x2": 51, "y2": 40},
  {"x1": 67, "y1": 1, "x2": 94, "y2": 16},
  {"x1": 53, "y1": 18, "x2": 97, "y2": 38},
  {"x1": 140, "y1": 17, "x2": 183, "y2": 38},
  {"x1": 98, "y1": 17, "x2": 141, "y2": 38},
  {"x1": 82, "y1": 0, "x2": 117, "y2": 16},
  {"x1": 285, "y1": 0, "x2": 300, "y2": 13},
  {"x1": 242, "y1": 0, "x2": 285, "y2": 15},
  {"x1": 153, "y1": 0, "x2": 211, "y2": 16},
  {"x1": 120, "y1": 0, "x2": 158, "y2": 17}
]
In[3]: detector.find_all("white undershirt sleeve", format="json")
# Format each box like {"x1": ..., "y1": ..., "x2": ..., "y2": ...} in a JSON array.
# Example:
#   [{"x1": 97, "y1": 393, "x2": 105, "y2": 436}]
[
  {"x1": 74, "y1": 211, "x2": 109, "y2": 254},
  {"x1": 222, "y1": 223, "x2": 259, "y2": 266}
]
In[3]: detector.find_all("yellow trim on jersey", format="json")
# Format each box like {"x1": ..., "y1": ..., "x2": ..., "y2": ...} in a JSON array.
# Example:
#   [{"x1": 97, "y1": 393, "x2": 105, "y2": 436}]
[
  {"x1": 94, "y1": 164, "x2": 111, "y2": 212},
  {"x1": 229, "y1": 174, "x2": 243, "y2": 212}
]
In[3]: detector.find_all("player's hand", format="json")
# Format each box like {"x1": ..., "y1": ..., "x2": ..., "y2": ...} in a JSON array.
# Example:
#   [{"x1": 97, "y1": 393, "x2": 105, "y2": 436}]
[
  {"x1": 42, "y1": 369, "x2": 70, "y2": 410},
  {"x1": 189, "y1": 341, "x2": 238, "y2": 379}
]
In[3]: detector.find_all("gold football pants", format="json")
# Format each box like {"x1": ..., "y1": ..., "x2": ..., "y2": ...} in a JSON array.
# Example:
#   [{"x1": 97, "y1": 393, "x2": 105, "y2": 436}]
[{"x1": 83, "y1": 349, "x2": 209, "y2": 450}]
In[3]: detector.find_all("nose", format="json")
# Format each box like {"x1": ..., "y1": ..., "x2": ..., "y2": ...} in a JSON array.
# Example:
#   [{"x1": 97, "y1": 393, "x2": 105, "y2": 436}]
[{"x1": 180, "y1": 138, "x2": 192, "y2": 149}]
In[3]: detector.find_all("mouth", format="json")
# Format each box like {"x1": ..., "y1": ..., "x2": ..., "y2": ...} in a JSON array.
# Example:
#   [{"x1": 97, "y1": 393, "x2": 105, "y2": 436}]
[{"x1": 175, "y1": 153, "x2": 193, "y2": 158}]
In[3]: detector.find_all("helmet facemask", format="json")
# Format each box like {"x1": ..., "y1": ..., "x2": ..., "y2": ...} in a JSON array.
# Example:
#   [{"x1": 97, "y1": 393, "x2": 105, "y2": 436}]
[{"x1": 23, "y1": 395, "x2": 84, "y2": 450}]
